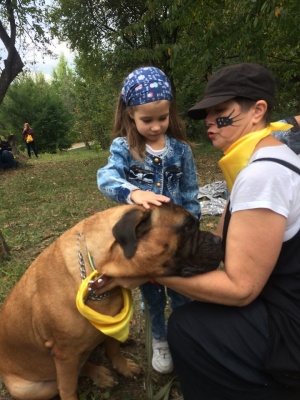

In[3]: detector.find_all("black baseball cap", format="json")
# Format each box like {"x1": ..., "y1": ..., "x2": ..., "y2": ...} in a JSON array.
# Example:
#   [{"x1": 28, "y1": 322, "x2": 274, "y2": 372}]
[{"x1": 188, "y1": 63, "x2": 275, "y2": 120}]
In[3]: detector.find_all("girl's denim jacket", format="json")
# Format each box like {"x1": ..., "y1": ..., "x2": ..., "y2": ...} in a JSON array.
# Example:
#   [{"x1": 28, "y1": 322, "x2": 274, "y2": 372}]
[{"x1": 97, "y1": 136, "x2": 201, "y2": 220}]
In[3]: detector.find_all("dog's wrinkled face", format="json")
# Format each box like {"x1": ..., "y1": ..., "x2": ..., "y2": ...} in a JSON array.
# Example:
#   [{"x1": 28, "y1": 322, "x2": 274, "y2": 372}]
[
  {"x1": 173, "y1": 227, "x2": 224, "y2": 276},
  {"x1": 111, "y1": 203, "x2": 224, "y2": 277}
]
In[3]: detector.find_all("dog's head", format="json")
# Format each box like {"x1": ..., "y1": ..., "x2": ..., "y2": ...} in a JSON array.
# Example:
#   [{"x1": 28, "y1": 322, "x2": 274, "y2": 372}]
[{"x1": 108, "y1": 203, "x2": 224, "y2": 277}]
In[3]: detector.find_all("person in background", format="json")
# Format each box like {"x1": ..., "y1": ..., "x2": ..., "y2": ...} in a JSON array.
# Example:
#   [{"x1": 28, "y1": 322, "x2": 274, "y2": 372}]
[
  {"x1": 22, "y1": 122, "x2": 38, "y2": 158},
  {"x1": 273, "y1": 115, "x2": 300, "y2": 154},
  {"x1": 0, "y1": 136, "x2": 18, "y2": 171},
  {"x1": 97, "y1": 66, "x2": 200, "y2": 374}
]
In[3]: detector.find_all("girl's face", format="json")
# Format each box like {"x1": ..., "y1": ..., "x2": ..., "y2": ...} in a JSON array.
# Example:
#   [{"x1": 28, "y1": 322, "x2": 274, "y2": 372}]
[
  {"x1": 205, "y1": 100, "x2": 257, "y2": 152},
  {"x1": 129, "y1": 100, "x2": 170, "y2": 148}
]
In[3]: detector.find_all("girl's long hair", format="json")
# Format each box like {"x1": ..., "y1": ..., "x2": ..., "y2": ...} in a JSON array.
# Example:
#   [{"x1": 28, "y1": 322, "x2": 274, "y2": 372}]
[
  {"x1": 112, "y1": 97, "x2": 192, "y2": 161},
  {"x1": 23, "y1": 122, "x2": 30, "y2": 133}
]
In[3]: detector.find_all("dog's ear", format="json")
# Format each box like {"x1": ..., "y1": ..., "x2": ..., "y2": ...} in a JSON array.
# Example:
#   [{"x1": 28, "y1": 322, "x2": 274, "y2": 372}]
[{"x1": 112, "y1": 208, "x2": 152, "y2": 259}]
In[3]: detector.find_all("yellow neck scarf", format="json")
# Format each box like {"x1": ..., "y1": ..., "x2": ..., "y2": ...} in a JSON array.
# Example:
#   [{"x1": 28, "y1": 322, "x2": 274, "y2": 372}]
[
  {"x1": 76, "y1": 270, "x2": 133, "y2": 342},
  {"x1": 218, "y1": 122, "x2": 292, "y2": 192}
]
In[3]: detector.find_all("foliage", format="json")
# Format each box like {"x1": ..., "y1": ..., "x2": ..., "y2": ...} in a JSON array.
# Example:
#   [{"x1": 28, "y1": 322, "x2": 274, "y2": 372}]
[
  {"x1": 71, "y1": 62, "x2": 118, "y2": 149},
  {"x1": 0, "y1": 0, "x2": 299, "y2": 146},
  {"x1": 50, "y1": 0, "x2": 172, "y2": 75},
  {"x1": 0, "y1": 74, "x2": 73, "y2": 152},
  {"x1": 51, "y1": 54, "x2": 76, "y2": 114},
  {"x1": 49, "y1": 0, "x2": 299, "y2": 143}
]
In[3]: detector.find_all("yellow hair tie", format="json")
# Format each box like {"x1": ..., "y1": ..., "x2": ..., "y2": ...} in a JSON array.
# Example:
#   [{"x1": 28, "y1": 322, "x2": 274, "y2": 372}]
[{"x1": 76, "y1": 270, "x2": 133, "y2": 342}]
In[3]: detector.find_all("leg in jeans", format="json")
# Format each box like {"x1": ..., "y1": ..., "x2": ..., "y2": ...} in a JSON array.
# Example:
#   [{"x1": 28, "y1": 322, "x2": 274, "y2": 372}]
[
  {"x1": 30, "y1": 141, "x2": 38, "y2": 157},
  {"x1": 140, "y1": 282, "x2": 173, "y2": 373},
  {"x1": 167, "y1": 300, "x2": 299, "y2": 400},
  {"x1": 167, "y1": 288, "x2": 191, "y2": 310},
  {"x1": 1, "y1": 150, "x2": 17, "y2": 168},
  {"x1": 140, "y1": 282, "x2": 166, "y2": 339},
  {"x1": 26, "y1": 143, "x2": 31, "y2": 158}
]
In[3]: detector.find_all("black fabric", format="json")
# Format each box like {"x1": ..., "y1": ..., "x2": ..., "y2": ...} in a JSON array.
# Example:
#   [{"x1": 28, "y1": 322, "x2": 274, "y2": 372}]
[
  {"x1": 0, "y1": 140, "x2": 12, "y2": 154},
  {"x1": 222, "y1": 200, "x2": 230, "y2": 254},
  {"x1": 252, "y1": 158, "x2": 300, "y2": 175},
  {"x1": 168, "y1": 301, "x2": 299, "y2": 399},
  {"x1": 224, "y1": 158, "x2": 300, "y2": 386},
  {"x1": 285, "y1": 116, "x2": 300, "y2": 133}
]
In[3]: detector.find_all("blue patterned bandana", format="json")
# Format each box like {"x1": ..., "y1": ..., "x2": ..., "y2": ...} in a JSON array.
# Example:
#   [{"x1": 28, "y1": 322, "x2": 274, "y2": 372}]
[{"x1": 121, "y1": 67, "x2": 173, "y2": 106}]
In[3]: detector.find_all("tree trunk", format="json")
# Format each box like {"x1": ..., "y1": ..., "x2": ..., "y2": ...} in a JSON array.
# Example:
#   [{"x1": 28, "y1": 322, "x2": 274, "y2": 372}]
[
  {"x1": 84, "y1": 141, "x2": 92, "y2": 150},
  {"x1": 0, "y1": 11, "x2": 24, "y2": 105},
  {"x1": 0, "y1": 230, "x2": 10, "y2": 261}
]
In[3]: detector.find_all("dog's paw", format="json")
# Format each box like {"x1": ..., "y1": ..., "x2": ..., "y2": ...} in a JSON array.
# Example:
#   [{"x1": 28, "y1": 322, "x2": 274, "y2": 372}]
[
  {"x1": 82, "y1": 362, "x2": 118, "y2": 388},
  {"x1": 114, "y1": 358, "x2": 142, "y2": 378},
  {"x1": 98, "y1": 366, "x2": 118, "y2": 388}
]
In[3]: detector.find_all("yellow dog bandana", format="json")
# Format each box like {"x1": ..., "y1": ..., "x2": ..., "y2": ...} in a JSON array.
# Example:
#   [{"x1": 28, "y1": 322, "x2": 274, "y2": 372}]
[
  {"x1": 76, "y1": 270, "x2": 133, "y2": 342},
  {"x1": 218, "y1": 122, "x2": 292, "y2": 192}
]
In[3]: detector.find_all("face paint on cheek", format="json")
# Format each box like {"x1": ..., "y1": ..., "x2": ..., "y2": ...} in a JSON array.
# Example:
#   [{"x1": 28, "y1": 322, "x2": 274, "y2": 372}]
[{"x1": 216, "y1": 110, "x2": 243, "y2": 128}]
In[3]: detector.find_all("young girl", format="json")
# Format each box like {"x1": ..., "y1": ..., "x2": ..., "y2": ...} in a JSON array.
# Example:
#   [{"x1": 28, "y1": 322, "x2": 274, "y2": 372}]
[{"x1": 97, "y1": 66, "x2": 201, "y2": 374}]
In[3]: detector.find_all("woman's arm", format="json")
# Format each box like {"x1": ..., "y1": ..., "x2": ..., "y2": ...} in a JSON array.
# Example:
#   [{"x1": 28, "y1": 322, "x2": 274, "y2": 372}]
[{"x1": 157, "y1": 208, "x2": 286, "y2": 306}]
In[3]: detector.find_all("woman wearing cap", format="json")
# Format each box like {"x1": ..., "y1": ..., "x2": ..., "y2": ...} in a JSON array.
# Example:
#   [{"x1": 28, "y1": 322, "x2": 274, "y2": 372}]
[{"x1": 155, "y1": 63, "x2": 300, "y2": 399}]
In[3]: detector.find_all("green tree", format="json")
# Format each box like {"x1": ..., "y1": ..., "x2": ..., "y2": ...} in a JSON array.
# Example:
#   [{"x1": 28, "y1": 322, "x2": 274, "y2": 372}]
[
  {"x1": 72, "y1": 62, "x2": 117, "y2": 149},
  {"x1": 0, "y1": 73, "x2": 73, "y2": 152},
  {"x1": 50, "y1": 0, "x2": 299, "y2": 141},
  {"x1": 51, "y1": 54, "x2": 76, "y2": 114},
  {"x1": 50, "y1": 0, "x2": 191, "y2": 85}
]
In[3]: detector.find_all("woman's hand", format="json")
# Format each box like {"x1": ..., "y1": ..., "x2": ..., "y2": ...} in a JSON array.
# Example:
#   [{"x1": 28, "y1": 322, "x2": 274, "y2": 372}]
[{"x1": 130, "y1": 189, "x2": 170, "y2": 209}]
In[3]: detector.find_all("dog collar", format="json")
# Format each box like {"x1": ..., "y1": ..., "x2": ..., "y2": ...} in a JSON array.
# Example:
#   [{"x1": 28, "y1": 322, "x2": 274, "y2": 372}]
[
  {"x1": 77, "y1": 234, "x2": 114, "y2": 301},
  {"x1": 76, "y1": 270, "x2": 133, "y2": 343}
]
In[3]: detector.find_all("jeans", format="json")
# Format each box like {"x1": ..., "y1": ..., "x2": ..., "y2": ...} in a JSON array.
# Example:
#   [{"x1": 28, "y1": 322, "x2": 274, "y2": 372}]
[
  {"x1": 0, "y1": 150, "x2": 17, "y2": 170},
  {"x1": 140, "y1": 282, "x2": 190, "y2": 340},
  {"x1": 26, "y1": 141, "x2": 38, "y2": 158}
]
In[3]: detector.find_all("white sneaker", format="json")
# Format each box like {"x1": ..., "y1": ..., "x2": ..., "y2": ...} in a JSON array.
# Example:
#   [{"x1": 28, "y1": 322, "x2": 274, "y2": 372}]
[{"x1": 152, "y1": 339, "x2": 174, "y2": 374}]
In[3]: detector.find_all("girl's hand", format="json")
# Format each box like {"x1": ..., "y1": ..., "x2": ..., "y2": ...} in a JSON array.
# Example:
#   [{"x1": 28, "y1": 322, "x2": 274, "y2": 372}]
[{"x1": 130, "y1": 189, "x2": 170, "y2": 209}]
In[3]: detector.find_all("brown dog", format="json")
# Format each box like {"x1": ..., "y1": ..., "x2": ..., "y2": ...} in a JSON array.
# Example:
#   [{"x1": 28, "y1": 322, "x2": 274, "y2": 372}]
[{"x1": 0, "y1": 203, "x2": 223, "y2": 400}]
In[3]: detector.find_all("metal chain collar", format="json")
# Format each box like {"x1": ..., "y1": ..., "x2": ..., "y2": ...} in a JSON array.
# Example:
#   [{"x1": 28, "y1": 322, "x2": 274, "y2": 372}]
[{"x1": 77, "y1": 233, "x2": 116, "y2": 302}]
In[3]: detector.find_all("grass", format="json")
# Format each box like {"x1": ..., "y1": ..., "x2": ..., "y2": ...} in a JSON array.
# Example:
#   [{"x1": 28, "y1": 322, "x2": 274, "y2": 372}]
[{"x1": 0, "y1": 143, "x2": 223, "y2": 400}]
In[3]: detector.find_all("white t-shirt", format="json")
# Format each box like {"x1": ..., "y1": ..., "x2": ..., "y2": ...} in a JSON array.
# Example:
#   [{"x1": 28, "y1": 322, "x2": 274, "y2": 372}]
[{"x1": 230, "y1": 145, "x2": 300, "y2": 241}]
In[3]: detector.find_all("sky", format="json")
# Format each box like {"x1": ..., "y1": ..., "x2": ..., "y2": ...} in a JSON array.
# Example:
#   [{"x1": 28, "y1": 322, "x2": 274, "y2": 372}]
[{"x1": 27, "y1": 39, "x2": 75, "y2": 79}]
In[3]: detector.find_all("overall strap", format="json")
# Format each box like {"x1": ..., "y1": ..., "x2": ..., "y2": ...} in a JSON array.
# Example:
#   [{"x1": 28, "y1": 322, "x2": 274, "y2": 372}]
[{"x1": 252, "y1": 157, "x2": 300, "y2": 175}]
